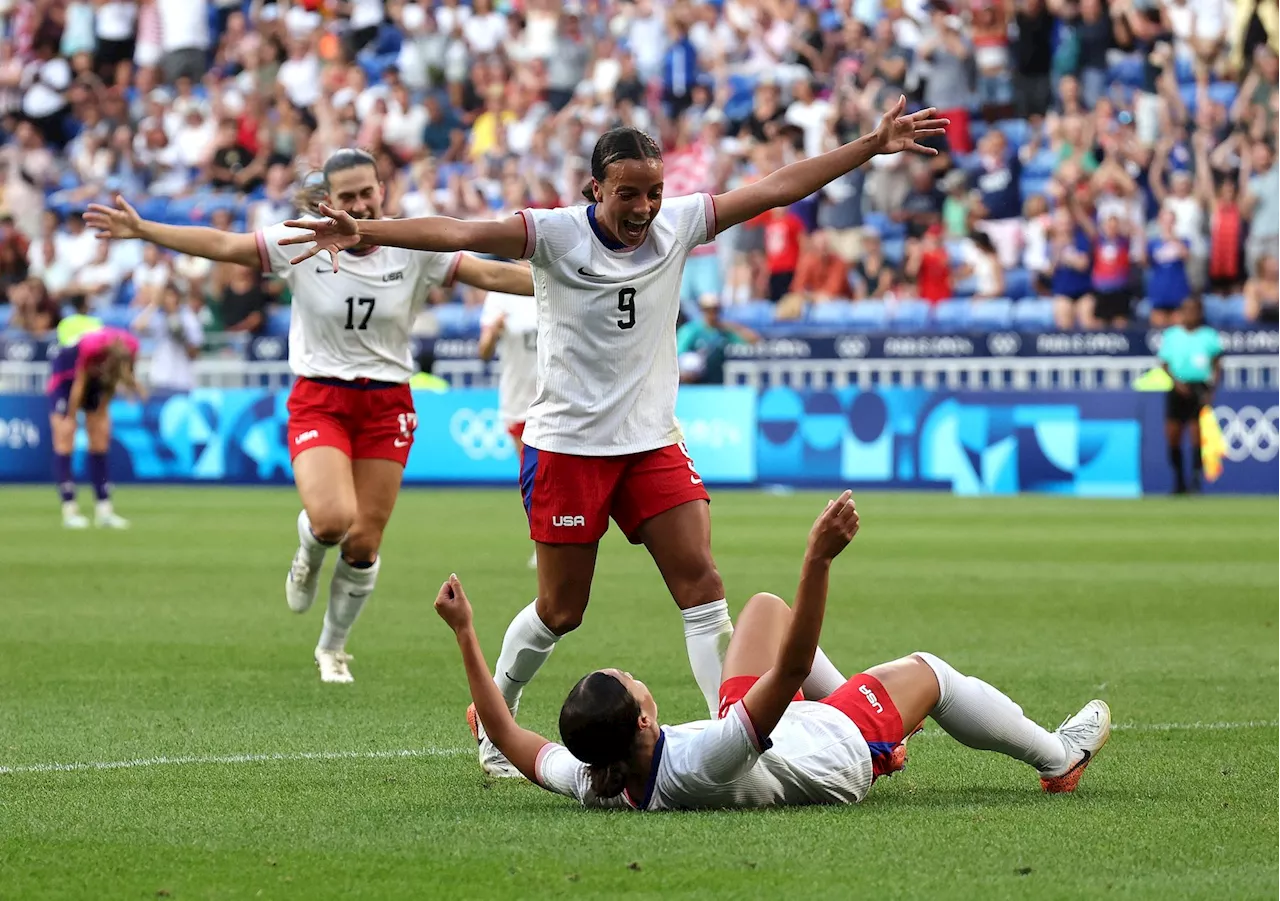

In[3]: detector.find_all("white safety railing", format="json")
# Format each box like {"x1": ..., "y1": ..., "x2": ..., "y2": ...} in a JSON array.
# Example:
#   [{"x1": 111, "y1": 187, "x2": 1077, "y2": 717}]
[{"x1": 723, "y1": 355, "x2": 1277, "y2": 392}]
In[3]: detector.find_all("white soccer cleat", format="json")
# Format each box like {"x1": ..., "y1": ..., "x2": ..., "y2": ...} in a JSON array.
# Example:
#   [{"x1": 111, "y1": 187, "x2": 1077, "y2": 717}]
[
  {"x1": 63, "y1": 510, "x2": 89, "y2": 529},
  {"x1": 94, "y1": 511, "x2": 129, "y2": 529},
  {"x1": 1040, "y1": 699, "x2": 1111, "y2": 794},
  {"x1": 467, "y1": 703, "x2": 522, "y2": 778},
  {"x1": 315, "y1": 648, "x2": 355, "y2": 684},
  {"x1": 285, "y1": 548, "x2": 321, "y2": 614}
]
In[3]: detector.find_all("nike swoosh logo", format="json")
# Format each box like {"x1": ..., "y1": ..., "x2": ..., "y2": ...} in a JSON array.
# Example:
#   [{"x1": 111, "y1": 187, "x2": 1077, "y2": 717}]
[
  {"x1": 577, "y1": 267, "x2": 608, "y2": 279},
  {"x1": 314, "y1": 266, "x2": 331, "y2": 273},
  {"x1": 1066, "y1": 748, "x2": 1092, "y2": 773},
  {"x1": 394, "y1": 439, "x2": 410, "y2": 448}
]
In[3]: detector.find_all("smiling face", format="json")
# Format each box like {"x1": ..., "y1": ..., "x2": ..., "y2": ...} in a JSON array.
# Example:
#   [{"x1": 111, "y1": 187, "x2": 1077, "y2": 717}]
[
  {"x1": 593, "y1": 157, "x2": 664, "y2": 247},
  {"x1": 325, "y1": 164, "x2": 385, "y2": 222}
]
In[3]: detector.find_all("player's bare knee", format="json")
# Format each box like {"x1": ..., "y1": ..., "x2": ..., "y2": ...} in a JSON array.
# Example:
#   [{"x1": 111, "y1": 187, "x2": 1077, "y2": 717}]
[
  {"x1": 744, "y1": 592, "x2": 788, "y2": 615},
  {"x1": 673, "y1": 560, "x2": 724, "y2": 609},
  {"x1": 309, "y1": 507, "x2": 355, "y2": 544},
  {"x1": 342, "y1": 530, "x2": 382, "y2": 564},
  {"x1": 535, "y1": 600, "x2": 584, "y2": 636}
]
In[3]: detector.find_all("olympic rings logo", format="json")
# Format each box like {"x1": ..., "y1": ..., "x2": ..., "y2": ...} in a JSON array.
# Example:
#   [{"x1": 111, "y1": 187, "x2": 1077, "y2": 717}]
[
  {"x1": 449, "y1": 407, "x2": 513, "y2": 461},
  {"x1": 1214, "y1": 405, "x2": 1279, "y2": 463}
]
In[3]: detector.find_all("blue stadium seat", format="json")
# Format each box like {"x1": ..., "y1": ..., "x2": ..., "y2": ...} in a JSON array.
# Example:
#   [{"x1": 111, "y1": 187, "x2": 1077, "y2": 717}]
[
  {"x1": 1174, "y1": 56, "x2": 1196, "y2": 85},
  {"x1": 889, "y1": 298, "x2": 930, "y2": 332},
  {"x1": 933, "y1": 299, "x2": 971, "y2": 330},
  {"x1": 967, "y1": 298, "x2": 1014, "y2": 329},
  {"x1": 807, "y1": 300, "x2": 855, "y2": 327},
  {"x1": 994, "y1": 119, "x2": 1031, "y2": 148},
  {"x1": 1207, "y1": 81, "x2": 1238, "y2": 110},
  {"x1": 1012, "y1": 297, "x2": 1055, "y2": 330},
  {"x1": 1109, "y1": 56, "x2": 1145, "y2": 87},
  {"x1": 136, "y1": 197, "x2": 170, "y2": 221},
  {"x1": 1205, "y1": 294, "x2": 1248, "y2": 327},
  {"x1": 881, "y1": 237, "x2": 905, "y2": 265},
  {"x1": 0, "y1": 305, "x2": 11, "y2": 330},
  {"x1": 266, "y1": 308, "x2": 291, "y2": 337},
  {"x1": 1004, "y1": 267, "x2": 1034, "y2": 300},
  {"x1": 1133, "y1": 297, "x2": 1152, "y2": 322},
  {"x1": 1023, "y1": 149, "x2": 1058, "y2": 178},
  {"x1": 723, "y1": 300, "x2": 776, "y2": 329},
  {"x1": 100, "y1": 307, "x2": 133, "y2": 329},
  {"x1": 863, "y1": 212, "x2": 905, "y2": 240},
  {"x1": 847, "y1": 300, "x2": 889, "y2": 330},
  {"x1": 1020, "y1": 175, "x2": 1050, "y2": 199},
  {"x1": 951, "y1": 275, "x2": 977, "y2": 298}
]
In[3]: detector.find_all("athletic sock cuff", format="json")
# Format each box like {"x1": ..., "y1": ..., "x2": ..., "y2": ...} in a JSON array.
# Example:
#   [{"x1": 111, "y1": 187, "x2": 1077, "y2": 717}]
[{"x1": 681, "y1": 599, "x2": 730, "y2": 634}]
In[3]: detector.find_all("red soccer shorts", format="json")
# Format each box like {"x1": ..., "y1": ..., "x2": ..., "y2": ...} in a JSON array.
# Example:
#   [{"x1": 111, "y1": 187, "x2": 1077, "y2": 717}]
[
  {"x1": 287, "y1": 377, "x2": 417, "y2": 466},
  {"x1": 518, "y1": 441, "x2": 710, "y2": 544},
  {"x1": 717, "y1": 673, "x2": 906, "y2": 778},
  {"x1": 507, "y1": 421, "x2": 526, "y2": 443}
]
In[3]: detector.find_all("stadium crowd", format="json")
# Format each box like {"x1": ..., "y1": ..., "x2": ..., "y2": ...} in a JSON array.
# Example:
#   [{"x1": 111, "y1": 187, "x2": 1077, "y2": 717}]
[{"x1": 0, "y1": 0, "x2": 1276, "y2": 361}]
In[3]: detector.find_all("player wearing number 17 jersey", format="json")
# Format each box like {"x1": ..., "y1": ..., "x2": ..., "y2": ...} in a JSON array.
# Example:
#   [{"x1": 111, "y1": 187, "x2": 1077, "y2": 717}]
[
  {"x1": 281, "y1": 98, "x2": 950, "y2": 767},
  {"x1": 86, "y1": 149, "x2": 534, "y2": 683}
]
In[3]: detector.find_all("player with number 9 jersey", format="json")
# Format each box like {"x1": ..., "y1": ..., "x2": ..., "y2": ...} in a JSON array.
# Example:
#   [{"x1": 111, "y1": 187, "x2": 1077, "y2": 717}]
[
  {"x1": 86, "y1": 149, "x2": 534, "y2": 684},
  {"x1": 279, "y1": 100, "x2": 951, "y2": 774}
]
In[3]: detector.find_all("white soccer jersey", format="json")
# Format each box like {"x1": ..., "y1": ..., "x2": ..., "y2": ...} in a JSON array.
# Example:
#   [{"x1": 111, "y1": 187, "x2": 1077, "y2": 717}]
[
  {"x1": 480, "y1": 291, "x2": 539, "y2": 428},
  {"x1": 534, "y1": 700, "x2": 875, "y2": 811},
  {"x1": 256, "y1": 221, "x2": 461, "y2": 383},
  {"x1": 516, "y1": 193, "x2": 717, "y2": 455}
]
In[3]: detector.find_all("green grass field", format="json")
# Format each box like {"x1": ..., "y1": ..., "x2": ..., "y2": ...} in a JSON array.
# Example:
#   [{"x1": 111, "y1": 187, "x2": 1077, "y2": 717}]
[{"x1": 0, "y1": 486, "x2": 1276, "y2": 900}]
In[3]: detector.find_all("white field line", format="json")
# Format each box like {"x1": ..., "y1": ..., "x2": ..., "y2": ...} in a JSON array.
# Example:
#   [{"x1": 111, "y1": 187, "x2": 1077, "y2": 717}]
[{"x1": 1, "y1": 720, "x2": 1274, "y2": 777}]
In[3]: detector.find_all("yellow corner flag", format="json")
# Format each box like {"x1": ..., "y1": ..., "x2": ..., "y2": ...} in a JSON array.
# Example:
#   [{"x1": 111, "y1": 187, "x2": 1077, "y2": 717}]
[{"x1": 1199, "y1": 406, "x2": 1225, "y2": 482}]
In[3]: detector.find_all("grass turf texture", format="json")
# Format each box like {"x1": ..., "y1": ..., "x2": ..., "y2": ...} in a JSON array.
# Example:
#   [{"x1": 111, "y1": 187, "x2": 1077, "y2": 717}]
[{"x1": 0, "y1": 486, "x2": 1275, "y2": 901}]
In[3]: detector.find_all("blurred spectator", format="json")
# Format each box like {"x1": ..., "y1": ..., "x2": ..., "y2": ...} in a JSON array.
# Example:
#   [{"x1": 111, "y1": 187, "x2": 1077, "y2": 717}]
[
  {"x1": 157, "y1": 0, "x2": 210, "y2": 83},
  {"x1": 0, "y1": 213, "x2": 30, "y2": 293},
  {"x1": 778, "y1": 230, "x2": 851, "y2": 318},
  {"x1": 65, "y1": 240, "x2": 121, "y2": 311},
  {"x1": 1013, "y1": 0, "x2": 1055, "y2": 119},
  {"x1": 1244, "y1": 256, "x2": 1279, "y2": 323},
  {"x1": 959, "y1": 231, "x2": 1006, "y2": 299},
  {"x1": 133, "y1": 282, "x2": 203, "y2": 393},
  {"x1": 132, "y1": 242, "x2": 170, "y2": 308},
  {"x1": 9, "y1": 278, "x2": 61, "y2": 334},
  {"x1": 217, "y1": 265, "x2": 268, "y2": 335},
  {"x1": 896, "y1": 165, "x2": 945, "y2": 240},
  {"x1": 1145, "y1": 209, "x2": 1194, "y2": 327},
  {"x1": 762, "y1": 206, "x2": 806, "y2": 302},
  {"x1": 906, "y1": 224, "x2": 952, "y2": 304},
  {"x1": 851, "y1": 230, "x2": 896, "y2": 300},
  {"x1": 1050, "y1": 207, "x2": 1096, "y2": 329},
  {"x1": 677, "y1": 296, "x2": 759, "y2": 385},
  {"x1": 1088, "y1": 212, "x2": 1138, "y2": 328}
]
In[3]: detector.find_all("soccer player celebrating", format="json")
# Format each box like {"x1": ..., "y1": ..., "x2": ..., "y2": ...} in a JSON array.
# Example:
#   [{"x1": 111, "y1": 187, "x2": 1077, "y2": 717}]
[
  {"x1": 47, "y1": 325, "x2": 143, "y2": 529},
  {"x1": 85, "y1": 150, "x2": 535, "y2": 683},
  {"x1": 280, "y1": 97, "x2": 948, "y2": 762},
  {"x1": 434, "y1": 492, "x2": 1112, "y2": 811},
  {"x1": 477, "y1": 289, "x2": 539, "y2": 567}
]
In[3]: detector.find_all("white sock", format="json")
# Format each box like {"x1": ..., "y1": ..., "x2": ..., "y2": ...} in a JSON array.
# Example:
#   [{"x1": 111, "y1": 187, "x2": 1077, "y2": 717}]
[
  {"x1": 802, "y1": 646, "x2": 846, "y2": 700},
  {"x1": 915, "y1": 652, "x2": 1067, "y2": 774},
  {"x1": 298, "y1": 510, "x2": 340, "y2": 568},
  {"x1": 493, "y1": 600, "x2": 560, "y2": 713},
  {"x1": 681, "y1": 600, "x2": 734, "y2": 717},
  {"x1": 317, "y1": 557, "x2": 379, "y2": 652}
]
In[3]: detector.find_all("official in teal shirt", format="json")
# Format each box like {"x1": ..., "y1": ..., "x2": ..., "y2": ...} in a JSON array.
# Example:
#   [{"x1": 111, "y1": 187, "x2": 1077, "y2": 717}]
[
  {"x1": 1157, "y1": 297, "x2": 1223, "y2": 493},
  {"x1": 676, "y1": 296, "x2": 759, "y2": 385}
]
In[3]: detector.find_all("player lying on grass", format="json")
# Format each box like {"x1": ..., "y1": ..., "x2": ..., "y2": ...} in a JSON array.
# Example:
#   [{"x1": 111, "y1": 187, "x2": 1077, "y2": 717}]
[{"x1": 434, "y1": 491, "x2": 1111, "y2": 810}]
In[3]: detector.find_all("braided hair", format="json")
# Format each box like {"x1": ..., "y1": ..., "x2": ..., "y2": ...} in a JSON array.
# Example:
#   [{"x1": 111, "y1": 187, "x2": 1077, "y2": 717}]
[{"x1": 581, "y1": 127, "x2": 663, "y2": 202}]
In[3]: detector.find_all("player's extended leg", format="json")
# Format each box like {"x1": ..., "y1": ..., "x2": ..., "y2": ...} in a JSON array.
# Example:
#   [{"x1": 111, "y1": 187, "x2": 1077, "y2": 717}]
[
  {"x1": 84, "y1": 408, "x2": 127, "y2": 528},
  {"x1": 49, "y1": 410, "x2": 85, "y2": 529},
  {"x1": 908, "y1": 652, "x2": 1111, "y2": 793},
  {"x1": 310, "y1": 457, "x2": 403, "y2": 683},
  {"x1": 287, "y1": 446, "x2": 357, "y2": 616}
]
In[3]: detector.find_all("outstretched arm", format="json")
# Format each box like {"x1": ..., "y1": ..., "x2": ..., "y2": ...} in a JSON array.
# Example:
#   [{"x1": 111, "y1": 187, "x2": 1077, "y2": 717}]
[
  {"x1": 454, "y1": 256, "x2": 535, "y2": 296},
  {"x1": 85, "y1": 195, "x2": 261, "y2": 269},
  {"x1": 434, "y1": 575, "x2": 551, "y2": 783},
  {"x1": 740, "y1": 491, "x2": 860, "y2": 742},
  {"x1": 279, "y1": 206, "x2": 530, "y2": 263},
  {"x1": 712, "y1": 98, "x2": 948, "y2": 234}
]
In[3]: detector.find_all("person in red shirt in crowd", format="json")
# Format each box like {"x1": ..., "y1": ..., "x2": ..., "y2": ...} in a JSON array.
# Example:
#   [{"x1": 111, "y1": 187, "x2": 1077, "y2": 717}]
[
  {"x1": 1088, "y1": 213, "x2": 1135, "y2": 328},
  {"x1": 778, "y1": 230, "x2": 851, "y2": 319},
  {"x1": 905, "y1": 223, "x2": 952, "y2": 303},
  {"x1": 763, "y1": 206, "x2": 806, "y2": 302}
]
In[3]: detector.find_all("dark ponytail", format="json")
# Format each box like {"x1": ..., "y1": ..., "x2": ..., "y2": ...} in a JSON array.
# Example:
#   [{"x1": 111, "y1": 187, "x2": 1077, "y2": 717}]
[
  {"x1": 581, "y1": 126, "x2": 663, "y2": 202},
  {"x1": 559, "y1": 671, "x2": 642, "y2": 799}
]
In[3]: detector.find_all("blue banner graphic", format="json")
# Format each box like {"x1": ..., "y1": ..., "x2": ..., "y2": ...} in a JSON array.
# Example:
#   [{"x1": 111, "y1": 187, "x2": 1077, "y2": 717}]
[{"x1": 1, "y1": 387, "x2": 1273, "y2": 494}]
